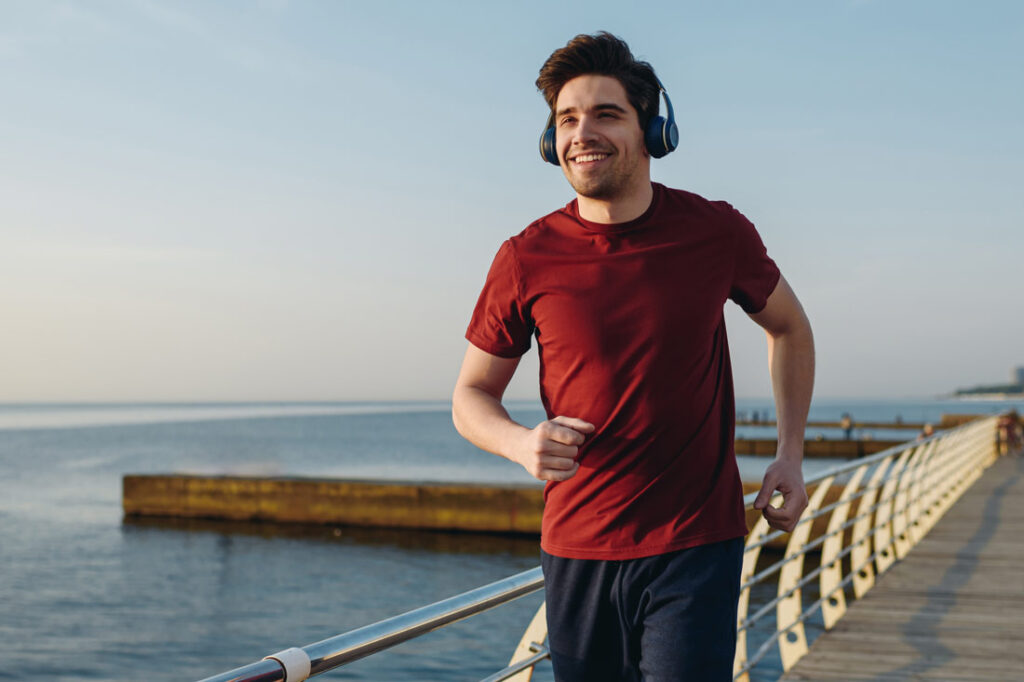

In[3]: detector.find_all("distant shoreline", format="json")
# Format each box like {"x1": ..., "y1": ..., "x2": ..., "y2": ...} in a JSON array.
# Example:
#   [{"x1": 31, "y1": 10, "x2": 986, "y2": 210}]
[{"x1": 953, "y1": 392, "x2": 1024, "y2": 401}]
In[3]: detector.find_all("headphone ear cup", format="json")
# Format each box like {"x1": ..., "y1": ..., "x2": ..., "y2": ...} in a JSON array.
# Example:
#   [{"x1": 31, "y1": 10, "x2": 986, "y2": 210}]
[
  {"x1": 645, "y1": 116, "x2": 679, "y2": 159},
  {"x1": 540, "y1": 127, "x2": 559, "y2": 165}
]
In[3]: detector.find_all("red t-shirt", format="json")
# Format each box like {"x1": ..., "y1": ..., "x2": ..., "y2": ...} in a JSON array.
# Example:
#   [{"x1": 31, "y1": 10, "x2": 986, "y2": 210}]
[{"x1": 466, "y1": 183, "x2": 780, "y2": 559}]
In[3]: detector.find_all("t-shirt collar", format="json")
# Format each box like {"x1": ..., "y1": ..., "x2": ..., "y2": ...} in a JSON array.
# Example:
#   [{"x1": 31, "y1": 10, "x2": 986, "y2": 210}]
[{"x1": 567, "y1": 182, "x2": 663, "y2": 234}]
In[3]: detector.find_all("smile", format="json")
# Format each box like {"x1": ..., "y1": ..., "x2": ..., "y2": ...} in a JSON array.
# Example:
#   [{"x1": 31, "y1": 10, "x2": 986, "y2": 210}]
[{"x1": 569, "y1": 153, "x2": 610, "y2": 165}]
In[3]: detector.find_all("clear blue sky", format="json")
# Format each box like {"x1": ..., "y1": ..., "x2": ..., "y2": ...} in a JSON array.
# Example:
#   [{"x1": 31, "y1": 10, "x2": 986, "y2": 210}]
[{"x1": 2, "y1": 0, "x2": 1022, "y2": 401}]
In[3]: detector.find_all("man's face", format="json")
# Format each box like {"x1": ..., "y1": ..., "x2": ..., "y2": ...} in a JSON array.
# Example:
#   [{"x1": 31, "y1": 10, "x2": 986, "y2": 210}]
[{"x1": 554, "y1": 74, "x2": 650, "y2": 201}]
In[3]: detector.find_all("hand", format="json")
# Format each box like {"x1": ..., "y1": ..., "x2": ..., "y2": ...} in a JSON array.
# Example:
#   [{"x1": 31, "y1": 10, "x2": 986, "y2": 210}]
[
  {"x1": 753, "y1": 456, "x2": 808, "y2": 532},
  {"x1": 512, "y1": 416, "x2": 595, "y2": 482}
]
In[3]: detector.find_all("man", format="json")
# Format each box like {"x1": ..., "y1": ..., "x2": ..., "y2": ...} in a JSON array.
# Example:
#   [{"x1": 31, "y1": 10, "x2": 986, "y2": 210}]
[{"x1": 452, "y1": 32, "x2": 814, "y2": 681}]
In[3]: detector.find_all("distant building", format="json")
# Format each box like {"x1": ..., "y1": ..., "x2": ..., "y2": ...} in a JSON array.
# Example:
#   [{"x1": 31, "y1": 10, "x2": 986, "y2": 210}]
[{"x1": 954, "y1": 366, "x2": 1024, "y2": 396}]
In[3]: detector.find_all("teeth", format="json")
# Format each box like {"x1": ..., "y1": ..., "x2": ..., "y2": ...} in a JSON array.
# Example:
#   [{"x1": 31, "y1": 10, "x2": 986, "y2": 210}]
[{"x1": 573, "y1": 154, "x2": 608, "y2": 163}]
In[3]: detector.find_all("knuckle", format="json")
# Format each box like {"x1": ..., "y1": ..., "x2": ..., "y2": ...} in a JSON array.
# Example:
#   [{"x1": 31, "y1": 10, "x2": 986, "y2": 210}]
[{"x1": 531, "y1": 433, "x2": 549, "y2": 453}]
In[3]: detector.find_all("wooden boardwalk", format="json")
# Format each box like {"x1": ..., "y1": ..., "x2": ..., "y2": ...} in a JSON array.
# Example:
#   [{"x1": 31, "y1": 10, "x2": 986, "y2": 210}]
[{"x1": 781, "y1": 453, "x2": 1024, "y2": 681}]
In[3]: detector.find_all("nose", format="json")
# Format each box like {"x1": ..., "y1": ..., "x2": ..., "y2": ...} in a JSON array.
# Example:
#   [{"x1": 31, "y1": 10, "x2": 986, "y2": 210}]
[
  {"x1": 571, "y1": 114, "x2": 601, "y2": 145},
  {"x1": 561, "y1": 115, "x2": 600, "y2": 160}
]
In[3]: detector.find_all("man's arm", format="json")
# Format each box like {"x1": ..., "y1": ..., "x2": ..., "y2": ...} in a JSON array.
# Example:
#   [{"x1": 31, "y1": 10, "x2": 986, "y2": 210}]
[
  {"x1": 748, "y1": 275, "x2": 815, "y2": 531},
  {"x1": 452, "y1": 343, "x2": 594, "y2": 481}
]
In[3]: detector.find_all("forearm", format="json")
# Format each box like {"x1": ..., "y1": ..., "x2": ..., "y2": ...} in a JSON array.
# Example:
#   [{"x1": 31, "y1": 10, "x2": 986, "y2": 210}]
[
  {"x1": 767, "y1": 318, "x2": 815, "y2": 460},
  {"x1": 749, "y1": 275, "x2": 813, "y2": 528},
  {"x1": 452, "y1": 384, "x2": 531, "y2": 463},
  {"x1": 453, "y1": 345, "x2": 591, "y2": 481}
]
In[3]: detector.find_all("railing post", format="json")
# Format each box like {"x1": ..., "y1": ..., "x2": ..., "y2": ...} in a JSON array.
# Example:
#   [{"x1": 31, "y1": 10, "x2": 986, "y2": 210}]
[
  {"x1": 733, "y1": 500, "x2": 778, "y2": 682},
  {"x1": 938, "y1": 425, "x2": 979, "y2": 517},
  {"x1": 907, "y1": 438, "x2": 940, "y2": 544},
  {"x1": 505, "y1": 602, "x2": 547, "y2": 682},
  {"x1": 851, "y1": 454, "x2": 892, "y2": 599},
  {"x1": 777, "y1": 477, "x2": 833, "y2": 671},
  {"x1": 873, "y1": 447, "x2": 914, "y2": 575},
  {"x1": 893, "y1": 440, "x2": 932, "y2": 559},
  {"x1": 820, "y1": 464, "x2": 868, "y2": 630}
]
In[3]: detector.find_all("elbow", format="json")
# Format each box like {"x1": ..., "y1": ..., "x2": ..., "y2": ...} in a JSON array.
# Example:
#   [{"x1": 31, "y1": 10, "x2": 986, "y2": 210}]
[
  {"x1": 451, "y1": 384, "x2": 470, "y2": 438},
  {"x1": 768, "y1": 307, "x2": 813, "y2": 343},
  {"x1": 789, "y1": 313, "x2": 814, "y2": 347},
  {"x1": 451, "y1": 386, "x2": 463, "y2": 434},
  {"x1": 799, "y1": 313, "x2": 815, "y2": 350},
  {"x1": 780, "y1": 320, "x2": 815, "y2": 357},
  {"x1": 765, "y1": 314, "x2": 815, "y2": 366}
]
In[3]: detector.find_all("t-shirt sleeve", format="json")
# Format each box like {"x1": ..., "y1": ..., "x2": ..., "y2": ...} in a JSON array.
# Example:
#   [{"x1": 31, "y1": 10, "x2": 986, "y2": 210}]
[
  {"x1": 465, "y1": 240, "x2": 533, "y2": 358},
  {"x1": 726, "y1": 205, "x2": 781, "y2": 314}
]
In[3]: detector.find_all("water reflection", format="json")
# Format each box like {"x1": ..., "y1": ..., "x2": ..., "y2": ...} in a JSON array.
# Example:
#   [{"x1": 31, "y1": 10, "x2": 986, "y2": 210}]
[
  {"x1": 122, "y1": 515, "x2": 542, "y2": 557},
  {"x1": 118, "y1": 515, "x2": 544, "y2": 681}
]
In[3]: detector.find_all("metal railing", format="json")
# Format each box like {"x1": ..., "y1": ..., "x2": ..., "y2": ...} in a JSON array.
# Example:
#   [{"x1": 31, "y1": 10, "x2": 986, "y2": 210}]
[
  {"x1": 732, "y1": 414, "x2": 1002, "y2": 680},
  {"x1": 199, "y1": 414, "x2": 1006, "y2": 682},
  {"x1": 198, "y1": 568, "x2": 545, "y2": 682}
]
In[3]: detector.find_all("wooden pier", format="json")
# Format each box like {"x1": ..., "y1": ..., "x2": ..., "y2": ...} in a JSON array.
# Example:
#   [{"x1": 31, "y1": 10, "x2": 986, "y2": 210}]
[
  {"x1": 781, "y1": 453, "x2": 1024, "y2": 681},
  {"x1": 193, "y1": 414, "x2": 1020, "y2": 682}
]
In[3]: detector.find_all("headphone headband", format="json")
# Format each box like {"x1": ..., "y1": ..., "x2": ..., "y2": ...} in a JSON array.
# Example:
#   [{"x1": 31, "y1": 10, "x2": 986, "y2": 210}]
[{"x1": 653, "y1": 80, "x2": 678, "y2": 157}]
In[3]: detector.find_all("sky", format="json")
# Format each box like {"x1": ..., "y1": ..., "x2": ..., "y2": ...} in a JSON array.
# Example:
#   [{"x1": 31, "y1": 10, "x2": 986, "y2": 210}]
[{"x1": 2, "y1": 0, "x2": 1022, "y2": 402}]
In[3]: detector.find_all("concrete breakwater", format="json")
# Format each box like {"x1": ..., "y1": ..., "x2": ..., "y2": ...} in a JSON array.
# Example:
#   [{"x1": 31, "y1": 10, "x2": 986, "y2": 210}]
[
  {"x1": 123, "y1": 474, "x2": 842, "y2": 548},
  {"x1": 123, "y1": 475, "x2": 545, "y2": 535}
]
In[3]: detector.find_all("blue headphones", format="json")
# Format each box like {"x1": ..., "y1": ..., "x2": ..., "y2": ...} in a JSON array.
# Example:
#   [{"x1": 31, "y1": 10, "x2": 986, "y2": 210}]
[{"x1": 539, "y1": 78, "x2": 679, "y2": 165}]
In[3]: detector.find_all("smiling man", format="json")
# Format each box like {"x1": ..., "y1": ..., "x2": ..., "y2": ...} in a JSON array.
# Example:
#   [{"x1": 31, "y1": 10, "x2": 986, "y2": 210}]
[{"x1": 452, "y1": 32, "x2": 814, "y2": 681}]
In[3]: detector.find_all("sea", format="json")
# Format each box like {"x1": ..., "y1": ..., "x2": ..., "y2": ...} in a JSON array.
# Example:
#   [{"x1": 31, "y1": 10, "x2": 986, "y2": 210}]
[{"x1": 1, "y1": 397, "x2": 1020, "y2": 681}]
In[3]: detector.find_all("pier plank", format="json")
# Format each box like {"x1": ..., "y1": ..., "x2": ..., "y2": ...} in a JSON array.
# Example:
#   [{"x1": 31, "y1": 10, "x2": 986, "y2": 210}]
[{"x1": 780, "y1": 453, "x2": 1024, "y2": 681}]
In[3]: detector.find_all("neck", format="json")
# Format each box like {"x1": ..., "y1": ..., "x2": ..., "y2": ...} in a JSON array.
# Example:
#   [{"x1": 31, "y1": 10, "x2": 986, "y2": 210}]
[{"x1": 576, "y1": 180, "x2": 654, "y2": 224}]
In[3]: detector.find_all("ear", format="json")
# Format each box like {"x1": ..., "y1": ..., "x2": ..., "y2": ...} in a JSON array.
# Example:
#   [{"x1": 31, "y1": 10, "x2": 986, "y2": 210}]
[{"x1": 638, "y1": 121, "x2": 651, "y2": 158}]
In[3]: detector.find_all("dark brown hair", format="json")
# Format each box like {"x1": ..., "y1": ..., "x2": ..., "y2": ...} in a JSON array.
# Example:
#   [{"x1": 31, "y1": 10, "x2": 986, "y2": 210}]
[{"x1": 536, "y1": 32, "x2": 660, "y2": 129}]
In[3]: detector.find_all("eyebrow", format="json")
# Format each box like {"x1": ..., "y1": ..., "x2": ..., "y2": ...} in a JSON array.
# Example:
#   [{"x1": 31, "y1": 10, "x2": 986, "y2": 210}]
[{"x1": 555, "y1": 103, "x2": 629, "y2": 117}]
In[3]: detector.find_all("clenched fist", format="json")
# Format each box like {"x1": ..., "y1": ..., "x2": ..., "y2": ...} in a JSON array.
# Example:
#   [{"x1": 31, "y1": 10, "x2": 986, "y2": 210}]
[{"x1": 511, "y1": 416, "x2": 595, "y2": 481}]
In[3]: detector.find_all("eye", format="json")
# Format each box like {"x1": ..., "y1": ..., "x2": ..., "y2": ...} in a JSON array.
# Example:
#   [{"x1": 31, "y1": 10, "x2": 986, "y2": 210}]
[{"x1": 559, "y1": 116, "x2": 576, "y2": 127}]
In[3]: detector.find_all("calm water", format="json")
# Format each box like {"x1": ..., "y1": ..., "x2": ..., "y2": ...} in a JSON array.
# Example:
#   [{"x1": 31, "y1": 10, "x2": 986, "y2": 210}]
[{"x1": 1, "y1": 398, "x2": 1019, "y2": 681}]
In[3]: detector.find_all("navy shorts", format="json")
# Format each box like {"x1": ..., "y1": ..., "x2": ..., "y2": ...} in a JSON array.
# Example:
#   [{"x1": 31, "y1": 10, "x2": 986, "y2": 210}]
[{"x1": 541, "y1": 537, "x2": 743, "y2": 682}]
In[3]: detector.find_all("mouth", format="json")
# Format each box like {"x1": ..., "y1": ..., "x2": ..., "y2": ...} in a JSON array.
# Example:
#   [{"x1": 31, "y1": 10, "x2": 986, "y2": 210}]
[{"x1": 567, "y1": 151, "x2": 612, "y2": 167}]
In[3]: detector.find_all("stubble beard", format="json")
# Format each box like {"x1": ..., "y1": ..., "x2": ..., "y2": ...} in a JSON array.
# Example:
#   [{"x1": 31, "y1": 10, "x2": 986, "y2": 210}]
[
  {"x1": 564, "y1": 151, "x2": 640, "y2": 202},
  {"x1": 567, "y1": 170, "x2": 626, "y2": 200}
]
